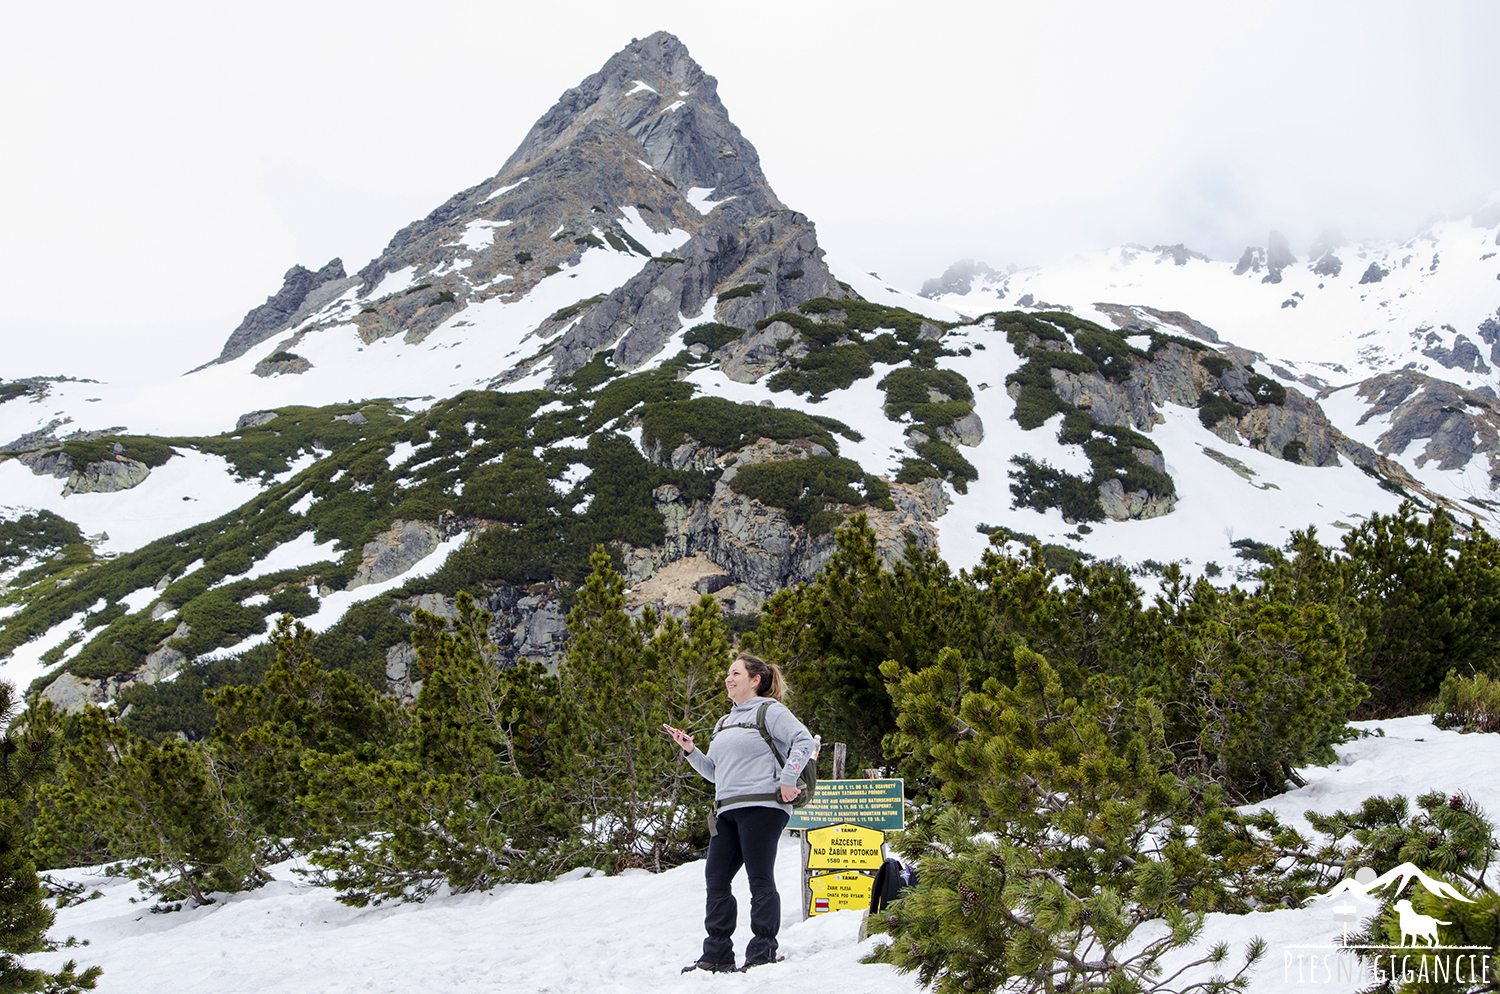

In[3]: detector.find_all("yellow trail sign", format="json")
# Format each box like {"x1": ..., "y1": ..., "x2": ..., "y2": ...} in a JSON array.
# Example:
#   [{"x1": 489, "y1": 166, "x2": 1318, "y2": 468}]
[
  {"x1": 806, "y1": 823, "x2": 885, "y2": 870},
  {"x1": 807, "y1": 871, "x2": 874, "y2": 915}
]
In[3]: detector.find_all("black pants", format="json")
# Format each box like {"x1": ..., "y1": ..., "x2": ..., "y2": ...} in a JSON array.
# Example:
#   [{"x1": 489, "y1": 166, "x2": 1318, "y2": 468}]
[{"x1": 702, "y1": 805, "x2": 790, "y2": 966}]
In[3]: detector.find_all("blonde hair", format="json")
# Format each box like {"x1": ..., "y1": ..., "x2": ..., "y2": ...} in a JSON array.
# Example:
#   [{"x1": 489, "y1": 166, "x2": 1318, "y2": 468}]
[{"x1": 736, "y1": 652, "x2": 786, "y2": 702}]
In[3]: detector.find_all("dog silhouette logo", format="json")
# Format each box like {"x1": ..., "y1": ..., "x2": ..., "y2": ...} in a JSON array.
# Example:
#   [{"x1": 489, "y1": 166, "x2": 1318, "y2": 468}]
[{"x1": 1392, "y1": 899, "x2": 1451, "y2": 946}]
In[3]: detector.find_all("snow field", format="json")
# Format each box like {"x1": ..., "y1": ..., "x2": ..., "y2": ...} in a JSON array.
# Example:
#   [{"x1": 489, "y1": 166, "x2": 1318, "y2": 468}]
[
  {"x1": 26, "y1": 716, "x2": 1500, "y2": 993},
  {"x1": 0, "y1": 450, "x2": 290, "y2": 556}
]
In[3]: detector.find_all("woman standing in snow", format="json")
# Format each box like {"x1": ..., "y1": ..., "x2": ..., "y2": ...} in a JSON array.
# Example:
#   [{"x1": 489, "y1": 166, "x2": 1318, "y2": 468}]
[{"x1": 665, "y1": 652, "x2": 818, "y2": 974}]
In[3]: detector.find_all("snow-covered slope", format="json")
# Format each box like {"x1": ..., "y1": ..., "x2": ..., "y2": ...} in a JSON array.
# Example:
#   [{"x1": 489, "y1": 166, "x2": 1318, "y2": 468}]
[
  {"x1": 924, "y1": 214, "x2": 1500, "y2": 523},
  {"x1": 27, "y1": 715, "x2": 1496, "y2": 994}
]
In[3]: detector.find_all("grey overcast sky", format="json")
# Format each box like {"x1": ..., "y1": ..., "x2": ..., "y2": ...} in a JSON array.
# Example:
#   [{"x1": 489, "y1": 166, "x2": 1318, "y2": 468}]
[{"x1": 3, "y1": 0, "x2": 1498, "y2": 377}]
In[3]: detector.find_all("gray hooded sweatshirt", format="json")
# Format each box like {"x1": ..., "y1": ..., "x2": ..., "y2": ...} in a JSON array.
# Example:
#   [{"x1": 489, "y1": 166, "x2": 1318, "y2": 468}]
[{"x1": 686, "y1": 697, "x2": 819, "y2": 815}]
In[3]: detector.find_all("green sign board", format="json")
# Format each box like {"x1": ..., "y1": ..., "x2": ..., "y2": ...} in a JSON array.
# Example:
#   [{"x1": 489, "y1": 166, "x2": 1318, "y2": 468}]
[{"x1": 788, "y1": 778, "x2": 904, "y2": 831}]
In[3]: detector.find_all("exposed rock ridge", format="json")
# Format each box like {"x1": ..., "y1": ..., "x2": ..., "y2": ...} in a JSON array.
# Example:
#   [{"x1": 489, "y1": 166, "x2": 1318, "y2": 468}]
[
  {"x1": 214, "y1": 259, "x2": 351, "y2": 364},
  {"x1": 528, "y1": 207, "x2": 844, "y2": 379},
  {"x1": 1341, "y1": 372, "x2": 1500, "y2": 486},
  {"x1": 498, "y1": 31, "x2": 778, "y2": 210}
]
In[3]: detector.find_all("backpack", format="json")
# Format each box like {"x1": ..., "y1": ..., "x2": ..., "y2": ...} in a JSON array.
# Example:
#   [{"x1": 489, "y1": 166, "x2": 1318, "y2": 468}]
[
  {"x1": 867, "y1": 857, "x2": 918, "y2": 914},
  {"x1": 713, "y1": 701, "x2": 818, "y2": 810}
]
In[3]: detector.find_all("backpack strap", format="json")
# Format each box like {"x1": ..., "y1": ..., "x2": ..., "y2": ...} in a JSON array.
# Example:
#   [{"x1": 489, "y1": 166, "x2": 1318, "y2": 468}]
[{"x1": 712, "y1": 703, "x2": 787, "y2": 812}]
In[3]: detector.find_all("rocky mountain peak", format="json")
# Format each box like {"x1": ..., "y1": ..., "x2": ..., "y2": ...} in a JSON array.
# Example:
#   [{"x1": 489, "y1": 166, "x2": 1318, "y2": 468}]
[
  {"x1": 213, "y1": 31, "x2": 843, "y2": 383},
  {"x1": 498, "y1": 31, "x2": 778, "y2": 209}
]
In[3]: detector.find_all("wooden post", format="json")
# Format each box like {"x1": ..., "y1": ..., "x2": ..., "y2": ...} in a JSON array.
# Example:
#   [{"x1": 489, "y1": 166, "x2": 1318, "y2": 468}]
[
  {"x1": 863, "y1": 768, "x2": 880, "y2": 780},
  {"x1": 832, "y1": 742, "x2": 847, "y2": 781}
]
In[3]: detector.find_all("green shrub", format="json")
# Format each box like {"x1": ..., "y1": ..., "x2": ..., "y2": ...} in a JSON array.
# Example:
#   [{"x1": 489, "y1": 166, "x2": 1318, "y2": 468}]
[
  {"x1": 682, "y1": 322, "x2": 743, "y2": 352},
  {"x1": 1246, "y1": 374, "x2": 1287, "y2": 405},
  {"x1": 603, "y1": 231, "x2": 628, "y2": 253},
  {"x1": 767, "y1": 344, "x2": 876, "y2": 400},
  {"x1": 1071, "y1": 326, "x2": 1146, "y2": 381},
  {"x1": 59, "y1": 435, "x2": 176, "y2": 469},
  {"x1": 1282, "y1": 439, "x2": 1306, "y2": 463},
  {"x1": 543, "y1": 265, "x2": 561, "y2": 276},
  {"x1": 717, "y1": 283, "x2": 763, "y2": 301},
  {"x1": 639, "y1": 396, "x2": 847, "y2": 455},
  {"x1": 0, "y1": 511, "x2": 83, "y2": 565},
  {"x1": 1231, "y1": 538, "x2": 1277, "y2": 565},
  {"x1": 895, "y1": 458, "x2": 940, "y2": 485},
  {"x1": 266, "y1": 351, "x2": 302, "y2": 363},
  {"x1": 618, "y1": 228, "x2": 649, "y2": 255},
  {"x1": 729, "y1": 456, "x2": 869, "y2": 527},
  {"x1": 1008, "y1": 456, "x2": 1102, "y2": 521},
  {"x1": 1433, "y1": 671, "x2": 1500, "y2": 732},
  {"x1": 782, "y1": 269, "x2": 804, "y2": 280},
  {"x1": 878, "y1": 368, "x2": 973, "y2": 424},
  {"x1": 548, "y1": 295, "x2": 607, "y2": 324},
  {"x1": 1197, "y1": 391, "x2": 1244, "y2": 428},
  {"x1": 515, "y1": 251, "x2": 532, "y2": 264},
  {"x1": 1147, "y1": 331, "x2": 1210, "y2": 353},
  {"x1": 1198, "y1": 354, "x2": 1234, "y2": 377},
  {"x1": 912, "y1": 441, "x2": 977, "y2": 493},
  {"x1": 1012, "y1": 385, "x2": 1064, "y2": 430},
  {"x1": 573, "y1": 234, "x2": 604, "y2": 249}
]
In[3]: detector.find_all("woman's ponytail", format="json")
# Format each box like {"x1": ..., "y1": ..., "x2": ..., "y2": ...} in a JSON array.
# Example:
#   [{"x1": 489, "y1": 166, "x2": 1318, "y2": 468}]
[{"x1": 736, "y1": 652, "x2": 787, "y2": 703}]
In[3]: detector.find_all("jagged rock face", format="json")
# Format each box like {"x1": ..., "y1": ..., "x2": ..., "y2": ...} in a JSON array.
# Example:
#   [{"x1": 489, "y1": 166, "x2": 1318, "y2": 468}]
[
  {"x1": 1421, "y1": 329, "x2": 1488, "y2": 374},
  {"x1": 619, "y1": 475, "x2": 948, "y2": 613},
  {"x1": 252, "y1": 354, "x2": 312, "y2": 377},
  {"x1": 1046, "y1": 342, "x2": 1204, "y2": 432},
  {"x1": 1094, "y1": 304, "x2": 1221, "y2": 345},
  {"x1": 386, "y1": 582, "x2": 571, "y2": 677},
  {"x1": 216, "y1": 259, "x2": 351, "y2": 364},
  {"x1": 1230, "y1": 388, "x2": 1343, "y2": 466},
  {"x1": 304, "y1": 29, "x2": 847, "y2": 378},
  {"x1": 1233, "y1": 246, "x2": 1265, "y2": 276},
  {"x1": 1098, "y1": 478, "x2": 1174, "y2": 520},
  {"x1": 543, "y1": 208, "x2": 845, "y2": 378},
  {"x1": 1349, "y1": 372, "x2": 1500, "y2": 483}
]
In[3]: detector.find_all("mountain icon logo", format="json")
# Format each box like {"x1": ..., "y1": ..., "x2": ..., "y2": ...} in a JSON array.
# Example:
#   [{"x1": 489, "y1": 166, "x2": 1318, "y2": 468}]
[
  {"x1": 1318, "y1": 863, "x2": 1474, "y2": 906},
  {"x1": 1317, "y1": 863, "x2": 1472, "y2": 946}
]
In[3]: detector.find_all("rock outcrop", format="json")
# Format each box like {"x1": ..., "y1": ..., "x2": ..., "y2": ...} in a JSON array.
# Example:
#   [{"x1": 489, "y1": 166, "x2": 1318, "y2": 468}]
[
  {"x1": 16, "y1": 449, "x2": 154, "y2": 495},
  {"x1": 1342, "y1": 372, "x2": 1500, "y2": 485},
  {"x1": 1263, "y1": 230, "x2": 1297, "y2": 284},
  {"x1": 40, "y1": 621, "x2": 189, "y2": 712},
  {"x1": 214, "y1": 259, "x2": 353, "y2": 365},
  {"x1": 212, "y1": 33, "x2": 848, "y2": 380},
  {"x1": 348, "y1": 520, "x2": 446, "y2": 590}
]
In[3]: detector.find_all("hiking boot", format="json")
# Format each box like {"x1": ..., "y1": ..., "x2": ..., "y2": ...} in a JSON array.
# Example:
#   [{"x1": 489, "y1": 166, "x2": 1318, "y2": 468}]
[
  {"x1": 737, "y1": 956, "x2": 785, "y2": 971},
  {"x1": 681, "y1": 960, "x2": 736, "y2": 974}
]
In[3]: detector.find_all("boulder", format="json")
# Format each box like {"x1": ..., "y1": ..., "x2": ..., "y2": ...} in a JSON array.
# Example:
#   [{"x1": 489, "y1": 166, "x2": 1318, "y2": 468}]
[
  {"x1": 936, "y1": 411, "x2": 984, "y2": 447},
  {"x1": 348, "y1": 520, "x2": 445, "y2": 590},
  {"x1": 1097, "y1": 477, "x2": 1176, "y2": 521},
  {"x1": 236, "y1": 411, "x2": 279, "y2": 429},
  {"x1": 62, "y1": 457, "x2": 151, "y2": 495}
]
